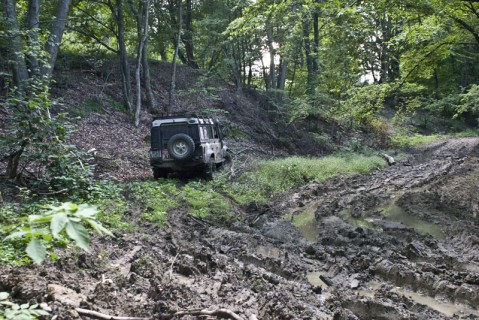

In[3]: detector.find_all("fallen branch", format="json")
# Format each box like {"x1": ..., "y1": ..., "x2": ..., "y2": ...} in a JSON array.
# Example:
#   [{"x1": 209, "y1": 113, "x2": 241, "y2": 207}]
[
  {"x1": 75, "y1": 308, "x2": 151, "y2": 320},
  {"x1": 380, "y1": 153, "x2": 396, "y2": 166},
  {"x1": 168, "y1": 253, "x2": 179, "y2": 279},
  {"x1": 160, "y1": 308, "x2": 244, "y2": 320}
]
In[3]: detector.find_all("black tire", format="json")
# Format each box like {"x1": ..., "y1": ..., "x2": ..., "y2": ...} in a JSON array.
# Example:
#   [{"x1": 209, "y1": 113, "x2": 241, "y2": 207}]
[
  {"x1": 204, "y1": 157, "x2": 217, "y2": 180},
  {"x1": 153, "y1": 168, "x2": 168, "y2": 179},
  {"x1": 167, "y1": 133, "x2": 195, "y2": 160}
]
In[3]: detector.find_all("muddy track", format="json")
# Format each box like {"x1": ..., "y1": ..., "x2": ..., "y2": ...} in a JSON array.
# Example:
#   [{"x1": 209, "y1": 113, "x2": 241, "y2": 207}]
[{"x1": 1, "y1": 138, "x2": 479, "y2": 320}]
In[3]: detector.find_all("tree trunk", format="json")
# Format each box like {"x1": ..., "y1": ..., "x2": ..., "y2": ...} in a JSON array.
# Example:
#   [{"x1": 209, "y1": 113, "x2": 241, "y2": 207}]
[
  {"x1": 27, "y1": 0, "x2": 40, "y2": 77},
  {"x1": 2, "y1": 0, "x2": 29, "y2": 91},
  {"x1": 302, "y1": 14, "x2": 315, "y2": 95},
  {"x1": 183, "y1": 0, "x2": 198, "y2": 68},
  {"x1": 114, "y1": 0, "x2": 133, "y2": 112},
  {"x1": 265, "y1": 20, "x2": 276, "y2": 92},
  {"x1": 41, "y1": 0, "x2": 72, "y2": 79},
  {"x1": 135, "y1": 0, "x2": 149, "y2": 127},
  {"x1": 142, "y1": 43, "x2": 157, "y2": 113},
  {"x1": 6, "y1": 148, "x2": 23, "y2": 180},
  {"x1": 168, "y1": 0, "x2": 182, "y2": 115}
]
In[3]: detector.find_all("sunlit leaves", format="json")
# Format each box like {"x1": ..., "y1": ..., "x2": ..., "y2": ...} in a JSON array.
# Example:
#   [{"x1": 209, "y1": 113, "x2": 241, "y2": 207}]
[{"x1": 3, "y1": 203, "x2": 112, "y2": 264}]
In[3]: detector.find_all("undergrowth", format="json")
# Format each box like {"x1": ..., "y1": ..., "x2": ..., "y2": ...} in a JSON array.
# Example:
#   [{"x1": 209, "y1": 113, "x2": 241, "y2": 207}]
[
  {"x1": 224, "y1": 153, "x2": 386, "y2": 204},
  {"x1": 1, "y1": 151, "x2": 389, "y2": 265}
]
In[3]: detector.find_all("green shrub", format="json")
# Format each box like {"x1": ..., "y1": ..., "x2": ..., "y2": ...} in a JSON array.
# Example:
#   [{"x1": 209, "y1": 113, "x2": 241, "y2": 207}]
[{"x1": 129, "y1": 181, "x2": 180, "y2": 226}]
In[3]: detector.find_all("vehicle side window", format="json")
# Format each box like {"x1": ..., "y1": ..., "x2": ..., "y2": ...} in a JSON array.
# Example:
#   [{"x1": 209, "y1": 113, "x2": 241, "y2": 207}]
[
  {"x1": 206, "y1": 126, "x2": 213, "y2": 140},
  {"x1": 200, "y1": 126, "x2": 208, "y2": 140}
]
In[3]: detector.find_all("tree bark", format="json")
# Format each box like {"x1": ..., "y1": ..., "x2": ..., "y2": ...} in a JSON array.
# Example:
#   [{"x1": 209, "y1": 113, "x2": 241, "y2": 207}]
[
  {"x1": 135, "y1": 0, "x2": 149, "y2": 127},
  {"x1": 42, "y1": 0, "x2": 72, "y2": 79},
  {"x1": 183, "y1": 0, "x2": 198, "y2": 68},
  {"x1": 110, "y1": 0, "x2": 133, "y2": 112},
  {"x1": 27, "y1": 0, "x2": 40, "y2": 77},
  {"x1": 2, "y1": 0, "x2": 29, "y2": 91},
  {"x1": 265, "y1": 20, "x2": 276, "y2": 92},
  {"x1": 168, "y1": 0, "x2": 182, "y2": 115}
]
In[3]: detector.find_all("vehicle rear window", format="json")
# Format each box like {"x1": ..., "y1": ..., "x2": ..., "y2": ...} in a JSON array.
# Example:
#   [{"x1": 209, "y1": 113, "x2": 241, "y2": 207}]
[{"x1": 160, "y1": 124, "x2": 199, "y2": 144}]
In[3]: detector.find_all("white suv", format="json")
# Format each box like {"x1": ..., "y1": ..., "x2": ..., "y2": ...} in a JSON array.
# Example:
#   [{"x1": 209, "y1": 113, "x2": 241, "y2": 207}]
[{"x1": 149, "y1": 114, "x2": 228, "y2": 179}]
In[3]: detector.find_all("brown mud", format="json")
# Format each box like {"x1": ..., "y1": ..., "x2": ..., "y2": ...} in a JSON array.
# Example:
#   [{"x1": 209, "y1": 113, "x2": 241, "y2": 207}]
[{"x1": 1, "y1": 137, "x2": 479, "y2": 320}]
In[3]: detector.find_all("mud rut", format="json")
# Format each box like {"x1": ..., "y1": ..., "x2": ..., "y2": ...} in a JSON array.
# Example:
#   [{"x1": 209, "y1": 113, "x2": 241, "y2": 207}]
[{"x1": 1, "y1": 138, "x2": 479, "y2": 320}]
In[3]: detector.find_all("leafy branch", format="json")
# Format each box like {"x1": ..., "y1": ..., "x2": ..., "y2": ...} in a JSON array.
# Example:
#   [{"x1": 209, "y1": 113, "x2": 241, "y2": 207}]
[
  {"x1": 0, "y1": 291, "x2": 49, "y2": 320},
  {"x1": 3, "y1": 202, "x2": 113, "y2": 264}
]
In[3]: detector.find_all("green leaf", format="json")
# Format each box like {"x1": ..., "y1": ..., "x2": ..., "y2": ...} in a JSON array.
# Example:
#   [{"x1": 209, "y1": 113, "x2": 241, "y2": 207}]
[
  {"x1": 0, "y1": 292, "x2": 9, "y2": 300},
  {"x1": 28, "y1": 214, "x2": 52, "y2": 224},
  {"x1": 50, "y1": 213, "x2": 68, "y2": 239},
  {"x1": 4, "y1": 230, "x2": 29, "y2": 241},
  {"x1": 26, "y1": 239, "x2": 47, "y2": 264},
  {"x1": 75, "y1": 204, "x2": 98, "y2": 219},
  {"x1": 85, "y1": 219, "x2": 114, "y2": 237},
  {"x1": 65, "y1": 221, "x2": 89, "y2": 251}
]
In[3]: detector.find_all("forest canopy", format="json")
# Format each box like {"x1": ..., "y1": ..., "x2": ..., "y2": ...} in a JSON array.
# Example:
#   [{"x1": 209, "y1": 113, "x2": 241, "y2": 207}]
[{"x1": 1, "y1": 0, "x2": 479, "y2": 130}]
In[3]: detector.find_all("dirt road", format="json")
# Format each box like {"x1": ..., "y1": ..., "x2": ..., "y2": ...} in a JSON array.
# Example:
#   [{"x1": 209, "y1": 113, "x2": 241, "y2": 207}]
[{"x1": 1, "y1": 138, "x2": 478, "y2": 319}]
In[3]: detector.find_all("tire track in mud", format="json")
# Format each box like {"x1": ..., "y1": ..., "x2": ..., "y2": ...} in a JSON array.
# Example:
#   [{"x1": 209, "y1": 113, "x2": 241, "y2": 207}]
[{"x1": 276, "y1": 137, "x2": 479, "y2": 319}]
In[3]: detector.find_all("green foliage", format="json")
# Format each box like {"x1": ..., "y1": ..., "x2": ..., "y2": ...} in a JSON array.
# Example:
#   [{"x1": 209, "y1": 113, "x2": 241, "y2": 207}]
[
  {"x1": 129, "y1": 181, "x2": 180, "y2": 226},
  {"x1": 338, "y1": 84, "x2": 392, "y2": 127},
  {"x1": 0, "y1": 76, "x2": 94, "y2": 196},
  {"x1": 228, "y1": 154, "x2": 386, "y2": 204},
  {"x1": 3, "y1": 202, "x2": 112, "y2": 264},
  {"x1": 0, "y1": 292, "x2": 49, "y2": 320},
  {"x1": 454, "y1": 85, "x2": 479, "y2": 121},
  {"x1": 391, "y1": 132, "x2": 446, "y2": 148},
  {"x1": 85, "y1": 181, "x2": 132, "y2": 231},
  {"x1": 181, "y1": 181, "x2": 232, "y2": 220}
]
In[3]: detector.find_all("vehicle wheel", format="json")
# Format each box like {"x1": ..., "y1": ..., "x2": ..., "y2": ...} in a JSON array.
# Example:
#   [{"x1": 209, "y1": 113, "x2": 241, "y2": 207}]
[
  {"x1": 153, "y1": 168, "x2": 168, "y2": 179},
  {"x1": 167, "y1": 134, "x2": 195, "y2": 160},
  {"x1": 204, "y1": 157, "x2": 217, "y2": 180}
]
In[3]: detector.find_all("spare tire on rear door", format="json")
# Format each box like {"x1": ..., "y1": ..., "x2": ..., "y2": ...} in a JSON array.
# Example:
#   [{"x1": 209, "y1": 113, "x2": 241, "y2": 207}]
[{"x1": 167, "y1": 133, "x2": 195, "y2": 160}]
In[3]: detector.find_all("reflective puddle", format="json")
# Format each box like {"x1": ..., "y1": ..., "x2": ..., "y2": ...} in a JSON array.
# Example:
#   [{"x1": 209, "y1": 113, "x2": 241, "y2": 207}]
[
  {"x1": 359, "y1": 281, "x2": 479, "y2": 317},
  {"x1": 283, "y1": 202, "x2": 319, "y2": 242},
  {"x1": 283, "y1": 195, "x2": 445, "y2": 243},
  {"x1": 379, "y1": 203, "x2": 445, "y2": 239}
]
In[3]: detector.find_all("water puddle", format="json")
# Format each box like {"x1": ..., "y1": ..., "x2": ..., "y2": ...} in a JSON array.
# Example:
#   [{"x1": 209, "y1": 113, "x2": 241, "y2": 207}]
[
  {"x1": 256, "y1": 245, "x2": 281, "y2": 259},
  {"x1": 338, "y1": 202, "x2": 445, "y2": 239},
  {"x1": 283, "y1": 194, "x2": 444, "y2": 243},
  {"x1": 359, "y1": 281, "x2": 479, "y2": 317},
  {"x1": 338, "y1": 209, "x2": 380, "y2": 231},
  {"x1": 283, "y1": 202, "x2": 319, "y2": 242},
  {"x1": 379, "y1": 203, "x2": 445, "y2": 239}
]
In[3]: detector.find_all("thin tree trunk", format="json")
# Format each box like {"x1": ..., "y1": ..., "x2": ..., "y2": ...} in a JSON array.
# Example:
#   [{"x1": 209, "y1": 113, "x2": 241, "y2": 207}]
[
  {"x1": 168, "y1": 0, "x2": 182, "y2": 115},
  {"x1": 183, "y1": 0, "x2": 197, "y2": 68},
  {"x1": 265, "y1": 20, "x2": 275, "y2": 92},
  {"x1": 2, "y1": 0, "x2": 29, "y2": 91},
  {"x1": 41, "y1": 0, "x2": 72, "y2": 79},
  {"x1": 135, "y1": 0, "x2": 149, "y2": 127},
  {"x1": 27, "y1": 0, "x2": 40, "y2": 77},
  {"x1": 142, "y1": 43, "x2": 156, "y2": 113}
]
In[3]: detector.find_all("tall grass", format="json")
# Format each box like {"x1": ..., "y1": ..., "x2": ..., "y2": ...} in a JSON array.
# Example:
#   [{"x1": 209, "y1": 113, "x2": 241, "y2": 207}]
[{"x1": 226, "y1": 153, "x2": 386, "y2": 204}]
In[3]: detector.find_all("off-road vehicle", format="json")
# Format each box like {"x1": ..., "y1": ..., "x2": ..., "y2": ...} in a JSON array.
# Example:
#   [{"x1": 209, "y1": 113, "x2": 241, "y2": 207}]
[{"x1": 149, "y1": 114, "x2": 228, "y2": 179}]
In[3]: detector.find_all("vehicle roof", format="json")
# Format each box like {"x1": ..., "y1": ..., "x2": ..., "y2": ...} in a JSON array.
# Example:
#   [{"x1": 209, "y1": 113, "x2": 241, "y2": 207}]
[{"x1": 152, "y1": 114, "x2": 215, "y2": 127}]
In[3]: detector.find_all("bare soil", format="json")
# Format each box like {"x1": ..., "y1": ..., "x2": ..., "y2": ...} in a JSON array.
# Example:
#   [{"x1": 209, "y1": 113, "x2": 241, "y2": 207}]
[{"x1": 1, "y1": 136, "x2": 479, "y2": 320}]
